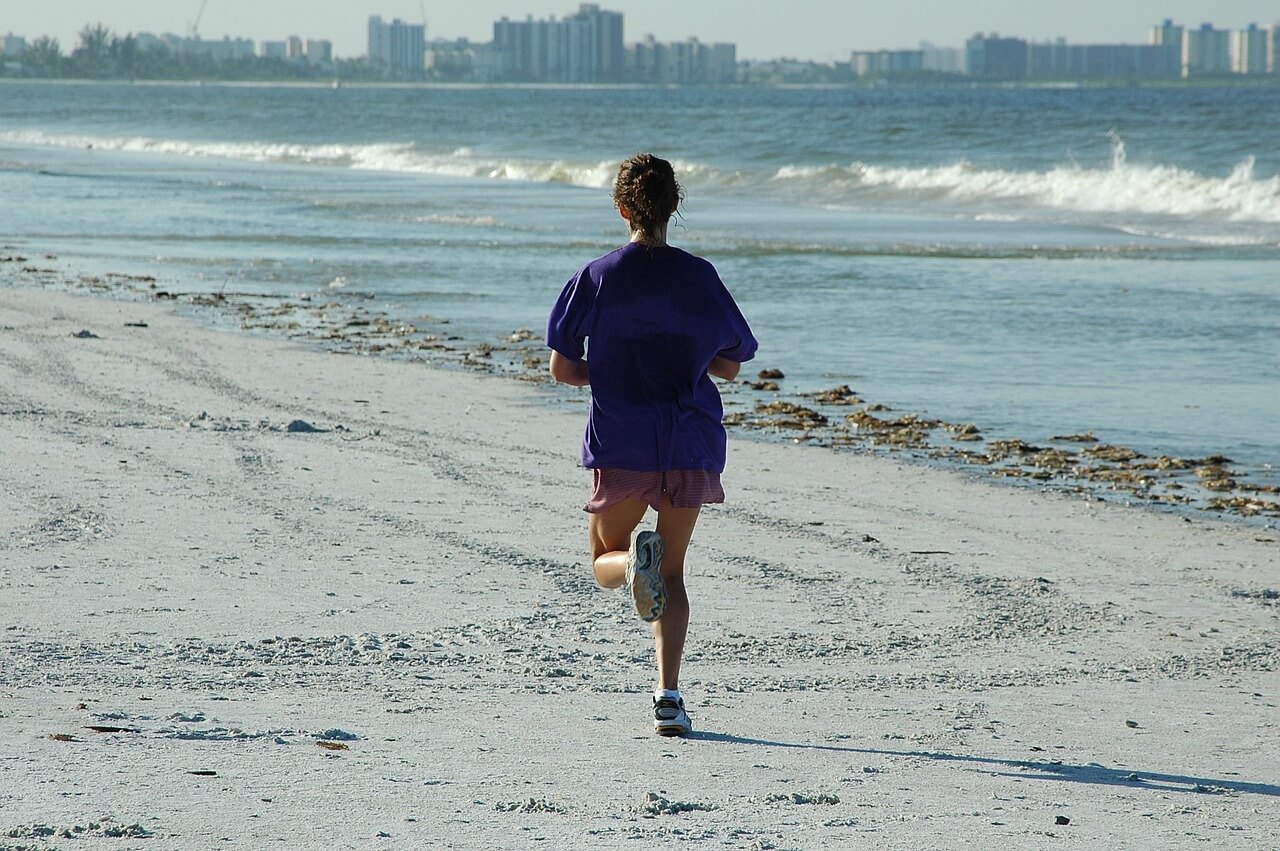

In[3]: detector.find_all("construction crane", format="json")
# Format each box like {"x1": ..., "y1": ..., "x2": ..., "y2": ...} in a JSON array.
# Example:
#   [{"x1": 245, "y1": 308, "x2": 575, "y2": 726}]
[{"x1": 189, "y1": 0, "x2": 209, "y2": 40}]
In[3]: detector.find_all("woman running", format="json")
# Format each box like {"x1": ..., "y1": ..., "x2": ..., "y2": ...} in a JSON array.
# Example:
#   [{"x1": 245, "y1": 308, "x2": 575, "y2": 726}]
[{"x1": 546, "y1": 152, "x2": 757, "y2": 736}]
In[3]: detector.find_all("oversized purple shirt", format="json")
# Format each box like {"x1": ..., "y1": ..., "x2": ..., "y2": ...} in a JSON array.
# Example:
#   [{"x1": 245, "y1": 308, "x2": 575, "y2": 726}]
[{"x1": 546, "y1": 242, "x2": 757, "y2": 473}]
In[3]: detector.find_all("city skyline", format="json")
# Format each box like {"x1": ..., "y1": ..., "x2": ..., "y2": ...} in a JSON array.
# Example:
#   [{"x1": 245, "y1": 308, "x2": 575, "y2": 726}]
[{"x1": 4, "y1": 0, "x2": 1279, "y2": 61}]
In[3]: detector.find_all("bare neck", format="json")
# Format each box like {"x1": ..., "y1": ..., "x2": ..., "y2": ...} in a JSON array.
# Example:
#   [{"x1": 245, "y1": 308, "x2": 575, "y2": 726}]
[{"x1": 629, "y1": 223, "x2": 669, "y2": 247}]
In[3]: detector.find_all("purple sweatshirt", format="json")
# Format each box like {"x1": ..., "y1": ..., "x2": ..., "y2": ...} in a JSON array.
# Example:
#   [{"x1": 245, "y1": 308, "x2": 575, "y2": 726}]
[{"x1": 546, "y1": 242, "x2": 757, "y2": 473}]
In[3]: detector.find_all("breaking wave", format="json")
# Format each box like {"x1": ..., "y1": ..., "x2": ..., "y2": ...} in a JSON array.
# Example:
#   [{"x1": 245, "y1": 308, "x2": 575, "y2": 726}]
[
  {"x1": 773, "y1": 136, "x2": 1280, "y2": 224},
  {"x1": 4, "y1": 128, "x2": 1279, "y2": 225},
  {"x1": 0, "y1": 129, "x2": 626, "y2": 188}
]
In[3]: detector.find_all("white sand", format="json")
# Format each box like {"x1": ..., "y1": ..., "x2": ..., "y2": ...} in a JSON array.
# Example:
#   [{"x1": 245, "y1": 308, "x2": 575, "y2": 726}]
[{"x1": 0, "y1": 287, "x2": 1277, "y2": 849}]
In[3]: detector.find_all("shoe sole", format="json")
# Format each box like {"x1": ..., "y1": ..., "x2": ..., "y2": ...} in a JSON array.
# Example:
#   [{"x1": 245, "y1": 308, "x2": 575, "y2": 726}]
[
  {"x1": 629, "y1": 531, "x2": 666, "y2": 622},
  {"x1": 655, "y1": 722, "x2": 691, "y2": 737}
]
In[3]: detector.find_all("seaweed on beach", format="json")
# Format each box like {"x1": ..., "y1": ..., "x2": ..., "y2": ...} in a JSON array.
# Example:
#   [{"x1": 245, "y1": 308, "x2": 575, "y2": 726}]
[{"x1": 6, "y1": 259, "x2": 1277, "y2": 522}]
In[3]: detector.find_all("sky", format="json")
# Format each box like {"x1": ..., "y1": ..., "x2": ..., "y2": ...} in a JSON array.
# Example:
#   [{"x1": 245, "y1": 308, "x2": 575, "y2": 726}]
[{"x1": 4, "y1": 1, "x2": 1278, "y2": 61}]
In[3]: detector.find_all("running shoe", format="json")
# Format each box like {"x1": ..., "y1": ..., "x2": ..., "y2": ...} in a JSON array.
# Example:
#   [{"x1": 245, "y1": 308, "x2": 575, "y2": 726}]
[
  {"x1": 625, "y1": 530, "x2": 666, "y2": 622},
  {"x1": 654, "y1": 693, "x2": 692, "y2": 737}
]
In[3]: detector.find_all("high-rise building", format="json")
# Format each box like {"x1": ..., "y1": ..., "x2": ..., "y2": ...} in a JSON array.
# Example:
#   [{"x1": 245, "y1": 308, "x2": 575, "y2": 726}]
[
  {"x1": 1230, "y1": 24, "x2": 1267, "y2": 74},
  {"x1": 493, "y1": 5, "x2": 623, "y2": 83},
  {"x1": 1147, "y1": 18, "x2": 1184, "y2": 75},
  {"x1": 1270, "y1": 23, "x2": 1280, "y2": 74},
  {"x1": 626, "y1": 36, "x2": 735, "y2": 83},
  {"x1": 1026, "y1": 38, "x2": 1178, "y2": 79},
  {"x1": 1, "y1": 33, "x2": 27, "y2": 57},
  {"x1": 286, "y1": 35, "x2": 304, "y2": 61},
  {"x1": 175, "y1": 36, "x2": 255, "y2": 60},
  {"x1": 1026, "y1": 37, "x2": 1068, "y2": 77},
  {"x1": 851, "y1": 50, "x2": 924, "y2": 77},
  {"x1": 260, "y1": 40, "x2": 287, "y2": 59},
  {"x1": 563, "y1": 4, "x2": 624, "y2": 82},
  {"x1": 368, "y1": 16, "x2": 425, "y2": 77},
  {"x1": 920, "y1": 42, "x2": 964, "y2": 74},
  {"x1": 1182, "y1": 23, "x2": 1231, "y2": 77},
  {"x1": 704, "y1": 42, "x2": 737, "y2": 83},
  {"x1": 305, "y1": 38, "x2": 333, "y2": 65},
  {"x1": 132, "y1": 34, "x2": 254, "y2": 60},
  {"x1": 368, "y1": 17, "x2": 389, "y2": 66},
  {"x1": 965, "y1": 33, "x2": 1028, "y2": 79},
  {"x1": 1150, "y1": 18, "x2": 1183, "y2": 48}
]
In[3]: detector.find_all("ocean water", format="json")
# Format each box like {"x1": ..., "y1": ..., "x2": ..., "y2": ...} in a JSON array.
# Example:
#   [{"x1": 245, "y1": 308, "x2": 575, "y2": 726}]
[{"x1": 1, "y1": 81, "x2": 1277, "y2": 481}]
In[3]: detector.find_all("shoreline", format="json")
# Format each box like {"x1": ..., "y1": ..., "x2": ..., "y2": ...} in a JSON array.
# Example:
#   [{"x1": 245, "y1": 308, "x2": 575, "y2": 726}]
[
  {"x1": 2, "y1": 249, "x2": 1275, "y2": 527},
  {"x1": 1, "y1": 284, "x2": 1277, "y2": 847}
]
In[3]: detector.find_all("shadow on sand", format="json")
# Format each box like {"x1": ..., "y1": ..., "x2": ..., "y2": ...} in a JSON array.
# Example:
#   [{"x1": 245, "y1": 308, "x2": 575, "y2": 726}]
[{"x1": 688, "y1": 731, "x2": 1279, "y2": 798}]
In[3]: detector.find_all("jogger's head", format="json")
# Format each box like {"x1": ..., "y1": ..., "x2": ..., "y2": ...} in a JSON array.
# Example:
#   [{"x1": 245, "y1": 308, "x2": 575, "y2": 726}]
[{"x1": 613, "y1": 153, "x2": 683, "y2": 243}]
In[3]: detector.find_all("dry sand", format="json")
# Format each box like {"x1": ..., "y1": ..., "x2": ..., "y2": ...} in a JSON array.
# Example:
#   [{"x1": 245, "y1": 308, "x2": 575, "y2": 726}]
[{"x1": 0, "y1": 287, "x2": 1277, "y2": 850}]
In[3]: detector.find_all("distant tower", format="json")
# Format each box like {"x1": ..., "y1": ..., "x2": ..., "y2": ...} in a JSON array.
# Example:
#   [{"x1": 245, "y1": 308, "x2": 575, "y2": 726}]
[
  {"x1": 305, "y1": 38, "x2": 333, "y2": 65},
  {"x1": 368, "y1": 15, "x2": 425, "y2": 77},
  {"x1": 965, "y1": 32, "x2": 1028, "y2": 79},
  {"x1": 368, "y1": 15, "x2": 390, "y2": 66},
  {"x1": 1230, "y1": 23, "x2": 1267, "y2": 75},
  {"x1": 492, "y1": 5, "x2": 623, "y2": 83},
  {"x1": 1149, "y1": 18, "x2": 1183, "y2": 47},
  {"x1": 1182, "y1": 23, "x2": 1231, "y2": 78}
]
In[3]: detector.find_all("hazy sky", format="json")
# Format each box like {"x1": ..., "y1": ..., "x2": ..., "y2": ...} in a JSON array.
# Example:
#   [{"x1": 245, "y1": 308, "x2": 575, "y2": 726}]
[{"x1": 5, "y1": 1, "x2": 1278, "y2": 60}]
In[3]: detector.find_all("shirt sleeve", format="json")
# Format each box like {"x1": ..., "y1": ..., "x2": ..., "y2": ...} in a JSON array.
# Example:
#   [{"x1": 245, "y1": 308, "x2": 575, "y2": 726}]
[
  {"x1": 715, "y1": 279, "x2": 758, "y2": 364},
  {"x1": 545, "y1": 266, "x2": 595, "y2": 361}
]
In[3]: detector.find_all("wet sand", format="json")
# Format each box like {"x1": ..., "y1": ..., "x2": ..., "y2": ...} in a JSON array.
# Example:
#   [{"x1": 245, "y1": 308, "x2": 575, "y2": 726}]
[{"x1": 1, "y1": 287, "x2": 1277, "y2": 849}]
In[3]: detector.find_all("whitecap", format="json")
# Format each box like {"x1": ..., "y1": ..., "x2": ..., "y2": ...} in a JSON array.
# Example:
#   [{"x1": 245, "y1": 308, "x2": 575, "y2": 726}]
[
  {"x1": 6, "y1": 127, "x2": 1279, "y2": 227},
  {"x1": 770, "y1": 135, "x2": 1280, "y2": 224}
]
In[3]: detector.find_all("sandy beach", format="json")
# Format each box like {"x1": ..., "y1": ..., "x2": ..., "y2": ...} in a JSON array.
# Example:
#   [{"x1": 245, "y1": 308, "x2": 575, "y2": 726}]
[{"x1": 1, "y1": 286, "x2": 1277, "y2": 849}]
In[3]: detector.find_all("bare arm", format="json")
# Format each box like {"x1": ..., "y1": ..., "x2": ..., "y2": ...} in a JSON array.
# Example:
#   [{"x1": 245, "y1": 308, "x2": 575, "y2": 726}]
[
  {"x1": 549, "y1": 350, "x2": 590, "y2": 387},
  {"x1": 708, "y1": 355, "x2": 741, "y2": 382}
]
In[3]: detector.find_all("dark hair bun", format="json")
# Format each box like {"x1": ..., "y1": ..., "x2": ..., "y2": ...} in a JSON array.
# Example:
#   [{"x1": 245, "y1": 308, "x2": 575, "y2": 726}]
[{"x1": 613, "y1": 153, "x2": 683, "y2": 241}]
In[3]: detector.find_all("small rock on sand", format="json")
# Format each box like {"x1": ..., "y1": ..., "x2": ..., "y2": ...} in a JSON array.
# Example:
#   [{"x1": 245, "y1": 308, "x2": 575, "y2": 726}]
[
  {"x1": 285, "y1": 419, "x2": 325, "y2": 433},
  {"x1": 71, "y1": 329, "x2": 101, "y2": 339},
  {"x1": 314, "y1": 728, "x2": 358, "y2": 740}
]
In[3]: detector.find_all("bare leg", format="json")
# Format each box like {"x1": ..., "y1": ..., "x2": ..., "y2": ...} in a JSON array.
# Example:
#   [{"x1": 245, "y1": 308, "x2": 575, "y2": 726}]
[
  {"x1": 652, "y1": 496, "x2": 701, "y2": 691},
  {"x1": 586, "y1": 494, "x2": 701, "y2": 691},
  {"x1": 587, "y1": 497, "x2": 649, "y2": 588}
]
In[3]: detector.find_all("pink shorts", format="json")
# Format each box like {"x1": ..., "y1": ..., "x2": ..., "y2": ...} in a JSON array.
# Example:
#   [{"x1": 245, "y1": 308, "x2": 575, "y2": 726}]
[{"x1": 584, "y1": 468, "x2": 725, "y2": 514}]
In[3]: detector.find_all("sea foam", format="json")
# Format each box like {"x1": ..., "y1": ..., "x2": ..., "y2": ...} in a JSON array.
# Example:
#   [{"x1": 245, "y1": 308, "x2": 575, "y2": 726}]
[
  {"x1": 772, "y1": 137, "x2": 1280, "y2": 224},
  {"x1": 5, "y1": 129, "x2": 1279, "y2": 225}
]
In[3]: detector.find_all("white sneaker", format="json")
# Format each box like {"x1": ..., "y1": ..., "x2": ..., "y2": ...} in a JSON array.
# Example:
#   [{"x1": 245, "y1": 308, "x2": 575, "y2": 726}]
[
  {"x1": 653, "y1": 691, "x2": 692, "y2": 737},
  {"x1": 625, "y1": 531, "x2": 666, "y2": 622}
]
